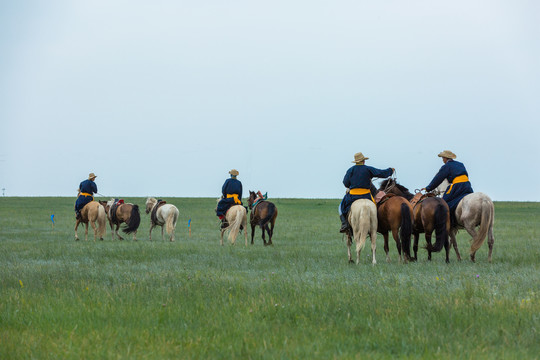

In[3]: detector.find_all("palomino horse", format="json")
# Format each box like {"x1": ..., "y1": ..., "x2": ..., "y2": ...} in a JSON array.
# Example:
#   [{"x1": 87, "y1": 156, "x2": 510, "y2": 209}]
[
  {"x1": 380, "y1": 179, "x2": 451, "y2": 262},
  {"x1": 99, "y1": 199, "x2": 141, "y2": 241},
  {"x1": 247, "y1": 191, "x2": 278, "y2": 245},
  {"x1": 145, "y1": 197, "x2": 179, "y2": 242},
  {"x1": 346, "y1": 199, "x2": 378, "y2": 264},
  {"x1": 219, "y1": 204, "x2": 248, "y2": 246},
  {"x1": 75, "y1": 201, "x2": 106, "y2": 241},
  {"x1": 435, "y1": 180, "x2": 495, "y2": 262},
  {"x1": 375, "y1": 185, "x2": 413, "y2": 263}
]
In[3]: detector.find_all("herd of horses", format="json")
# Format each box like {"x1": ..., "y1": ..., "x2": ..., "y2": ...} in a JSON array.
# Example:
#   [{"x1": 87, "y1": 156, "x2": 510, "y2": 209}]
[
  {"x1": 75, "y1": 181, "x2": 495, "y2": 264},
  {"x1": 74, "y1": 191, "x2": 279, "y2": 247},
  {"x1": 345, "y1": 178, "x2": 495, "y2": 264}
]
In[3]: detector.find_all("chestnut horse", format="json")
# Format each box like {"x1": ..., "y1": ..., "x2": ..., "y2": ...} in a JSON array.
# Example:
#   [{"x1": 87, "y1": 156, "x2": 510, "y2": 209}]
[
  {"x1": 380, "y1": 179, "x2": 451, "y2": 262},
  {"x1": 75, "y1": 201, "x2": 106, "y2": 241},
  {"x1": 100, "y1": 199, "x2": 141, "y2": 241},
  {"x1": 375, "y1": 184, "x2": 413, "y2": 263},
  {"x1": 247, "y1": 191, "x2": 278, "y2": 246}
]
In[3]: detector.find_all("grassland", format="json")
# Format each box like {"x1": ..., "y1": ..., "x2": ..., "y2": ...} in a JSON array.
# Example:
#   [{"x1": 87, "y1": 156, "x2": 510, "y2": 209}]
[{"x1": 1, "y1": 197, "x2": 539, "y2": 359}]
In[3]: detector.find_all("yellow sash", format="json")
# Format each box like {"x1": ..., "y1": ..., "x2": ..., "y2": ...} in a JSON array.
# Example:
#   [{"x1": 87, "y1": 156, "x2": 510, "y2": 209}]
[
  {"x1": 349, "y1": 188, "x2": 375, "y2": 202},
  {"x1": 446, "y1": 175, "x2": 469, "y2": 194},
  {"x1": 226, "y1": 194, "x2": 241, "y2": 204},
  {"x1": 80, "y1": 192, "x2": 93, "y2": 197}
]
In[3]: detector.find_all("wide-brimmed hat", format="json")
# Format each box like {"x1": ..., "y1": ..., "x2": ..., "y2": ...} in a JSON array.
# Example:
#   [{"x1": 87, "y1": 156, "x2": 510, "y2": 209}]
[
  {"x1": 437, "y1": 150, "x2": 456, "y2": 159},
  {"x1": 229, "y1": 169, "x2": 239, "y2": 176},
  {"x1": 352, "y1": 152, "x2": 369, "y2": 163},
  {"x1": 88, "y1": 172, "x2": 97, "y2": 180}
]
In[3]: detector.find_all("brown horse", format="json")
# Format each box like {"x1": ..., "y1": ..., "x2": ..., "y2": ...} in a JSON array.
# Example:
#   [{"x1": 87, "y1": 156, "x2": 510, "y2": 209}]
[
  {"x1": 248, "y1": 191, "x2": 278, "y2": 246},
  {"x1": 380, "y1": 179, "x2": 451, "y2": 262},
  {"x1": 375, "y1": 186, "x2": 413, "y2": 263},
  {"x1": 99, "y1": 199, "x2": 141, "y2": 241},
  {"x1": 75, "y1": 201, "x2": 106, "y2": 241}
]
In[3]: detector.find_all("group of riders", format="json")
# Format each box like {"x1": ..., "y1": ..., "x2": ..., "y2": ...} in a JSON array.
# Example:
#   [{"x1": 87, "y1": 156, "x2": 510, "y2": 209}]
[{"x1": 75, "y1": 149, "x2": 473, "y2": 233}]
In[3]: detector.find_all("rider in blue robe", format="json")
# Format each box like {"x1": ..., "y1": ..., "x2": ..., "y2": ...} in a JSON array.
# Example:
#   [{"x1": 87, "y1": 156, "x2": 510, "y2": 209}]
[
  {"x1": 340, "y1": 153, "x2": 394, "y2": 233},
  {"x1": 216, "y1": 169, "x2": 243, "y2": 227},
  {"x1": 424, "y1": 150, "x2": 473, "y2": 225},
  {"x1": 75, "y1": 173, "x2": 98, "y2": 219}
]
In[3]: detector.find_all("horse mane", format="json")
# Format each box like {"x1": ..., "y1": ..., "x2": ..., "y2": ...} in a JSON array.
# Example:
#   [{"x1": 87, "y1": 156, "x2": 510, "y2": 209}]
[{"x1": 379, "y1": 179, "x2": 414, "y2": 198}]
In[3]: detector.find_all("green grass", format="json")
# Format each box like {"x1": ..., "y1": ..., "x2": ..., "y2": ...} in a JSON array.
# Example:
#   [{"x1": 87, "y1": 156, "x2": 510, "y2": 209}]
[{"x1": 1, "y1": 197, "x2": 539, "y2": 359}]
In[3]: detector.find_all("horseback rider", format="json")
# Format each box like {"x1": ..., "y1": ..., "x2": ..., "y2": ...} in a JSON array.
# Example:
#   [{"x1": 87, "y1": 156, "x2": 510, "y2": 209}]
[
  {"x1": 75, "y1": 173, "x2": 98, "y2": 220},
  {"x1": 339, "y1": 152, "x2": 394, "y2": 233},
  {"x1": 423, "y1": 150, "x2": 473, "y2": 226},
  {"x1": 216, "y1": 169, "x2": 244, "y2": 228}
]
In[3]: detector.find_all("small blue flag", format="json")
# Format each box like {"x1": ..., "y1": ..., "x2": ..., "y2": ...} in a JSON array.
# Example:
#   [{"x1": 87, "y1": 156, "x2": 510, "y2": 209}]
[
  {"x1": 51, "y1": 214, "x2": 55, "y2": 224},
  {"x1": 188, "y1": 219, "x2": 191, "y2": 227}
]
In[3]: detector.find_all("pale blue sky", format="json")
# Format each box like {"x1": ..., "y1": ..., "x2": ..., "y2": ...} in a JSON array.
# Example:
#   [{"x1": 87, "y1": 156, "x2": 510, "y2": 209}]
[{"x1": 1, "y1": 1, "x2": 539, "y2": 200}]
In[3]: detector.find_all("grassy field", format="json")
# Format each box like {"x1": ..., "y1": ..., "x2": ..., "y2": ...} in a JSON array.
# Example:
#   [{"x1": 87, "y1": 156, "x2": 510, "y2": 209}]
[{"x1": 1, "y1": 197, "x2": 539, "y2": 359}]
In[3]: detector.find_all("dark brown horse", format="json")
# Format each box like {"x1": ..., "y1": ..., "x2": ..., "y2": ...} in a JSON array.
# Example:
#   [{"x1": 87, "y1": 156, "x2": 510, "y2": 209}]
[
  {"x1": 380, "y1": 179, "x2": 451, "y2": 262},
  {"x1": 248, "y1": 191, "x2": 278, "y2": 246},
  {"x1": 375, "y1": 185, "x2": 413, "y2": 263},
  {"x1": 99, "y1": 199, "x2": 141, "y2": 241}
]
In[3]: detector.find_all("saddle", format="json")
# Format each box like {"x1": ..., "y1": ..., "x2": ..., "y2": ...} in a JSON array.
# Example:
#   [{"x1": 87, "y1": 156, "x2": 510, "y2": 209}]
[
  {"x1": 252, "y1": 191, "x2": 268, "y2": 210},
  {"x1": 151, "y1": 200, "x2": 167, "y2": 225},
  {"x1": 376, "y1": 193, "x2": 396, "y2": 207},
  {"x1": 110, "y1": 199, "x2": 124, "y2": 224},
  {"x1": 409, "y1": 192, "x2": 436, "y2": 208}
]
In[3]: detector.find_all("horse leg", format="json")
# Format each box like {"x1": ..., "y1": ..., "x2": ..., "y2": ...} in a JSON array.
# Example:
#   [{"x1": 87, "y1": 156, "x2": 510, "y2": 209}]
[
  {"x1": 244, "y1": 217, "x2": 248, "y2": 247},
  {"x1": 265, "y1": 224, "x2": 273, "y2": 245},
  {"x1": 250, "y1": 223, "x2": 256, "y2": 245},
  {"x1": 74, "y1": 220, "x2": 80, "y2": 241},
  {"x1": 149, "y1": 224, "x2": 155, "y2": 241},
  {"x1": 444, "y1": 237, "x2": 450, "y2": 263},
  {"x1": 161, "y1": 226, "x2": 165, "y2": 241},
  {"x1": 370, "y1": 231, "x2": 377, "y2": 265},
  {"x1": 347, "y1": 234, "x2": 353, "y2": 263},
  {"x1": 450, "y1": 229, "x2": 462, "y2": 261},
  {"x1": 116, "y1": 224, "x2": 124, "y2": 240},
  {"x1": 133, "y1": 230, "x2": 137, "y2": 241},
  {"x1": 463, "y1": 224, "x2": 479, "y2": 262},
  {"x1": 425, "y1": 231, "x2": 433, "y2": 261},
  {"x1": 383, "y1": 233, "x2": 391, "y2": 263},
  {"x1": 220, "y1": 229, "x2": 225, "y2": 246},
  {"x1": 90, "y1": 220, "x2": 98, "y2": 242},
  {"x1": 84, "y1": 223, "x2": 89, "y2": 241},
  {"x1": 261, "y1": 225, "x2": 268, "y2": 246},
  {"x1": 412, "y1": 232, "x2": 419, "y2": 261},
  {"x1": 487, "y1": 226, "x2": 494, "y2": 263},
  {"x1": 391, "y1": 228, "x2": 402, "y2": 263}
]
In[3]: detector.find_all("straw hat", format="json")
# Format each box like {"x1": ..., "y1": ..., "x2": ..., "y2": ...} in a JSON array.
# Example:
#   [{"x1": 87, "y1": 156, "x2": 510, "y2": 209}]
[
  {"x1": 229, "y1": 169, "x2": 239, "y2": 176},
  {"x1": 352, "y1": 152, "x2": 369, "y2": 163},
  {"x1": 88, "y1": 173, "x2": 97, "y2": 180},
  {"x1": 437, "y1": 150, "x2": 456, "y2": 159}
]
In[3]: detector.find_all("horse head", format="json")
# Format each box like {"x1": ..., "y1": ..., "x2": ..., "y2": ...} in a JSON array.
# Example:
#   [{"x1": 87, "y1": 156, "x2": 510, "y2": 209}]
[
  {"x1": 145, "y1": 197, "x2": 157, "y2": 214},
  {"x1": 379, "y1": 179, "x2": 414, "y2": 200},
  {"x1": 248, "y1": 191, "x2": 256, "y2": 209}
]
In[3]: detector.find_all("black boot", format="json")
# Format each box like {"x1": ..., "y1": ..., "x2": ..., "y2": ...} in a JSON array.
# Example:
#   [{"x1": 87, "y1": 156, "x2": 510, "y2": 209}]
[
  {"x1": 75, "y1": 211, "x2": 82, "y2": 220},
  {"x1": 339, "y1": 214, "x2": 350, "y2": 233},
  {"x1": 221, "y1": 219, "x2": 229, "y2": 229}
]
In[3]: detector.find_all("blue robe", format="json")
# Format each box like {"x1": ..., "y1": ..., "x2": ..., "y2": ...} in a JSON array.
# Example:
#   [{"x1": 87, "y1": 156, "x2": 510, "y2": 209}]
[
  {"x1": 425, "y1": 160, "x2": 473, "y2": 211},
  {"x1": 216, "y1": 178, "x2": 243, "y2": 216},
  {"x1": 340, "y1": 165, "x2": 393, "y2": 215},
  {"x1": 75, "y1": 179, "x2": 98, "y2": 212}
]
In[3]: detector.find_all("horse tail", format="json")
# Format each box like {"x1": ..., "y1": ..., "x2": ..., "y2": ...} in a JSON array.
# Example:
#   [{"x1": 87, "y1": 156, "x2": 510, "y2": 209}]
[
  {"x1": 166, "y1": 206, "x2": 179, "y2": 235},
  {"x1": 97, "y1": 204, "x2": 107, "y2": 238},
  {"x1": 228, "y1": 206, "x2": 245, "y2": 244},
  {"x1": 427, "y1": 203, "x2": 448, "y2": 253},
  {"x1": 122, "y1": 205, "x2": 141, "y2": 234},
  {"x1": 470, "y1": 196, "x2": 494, "y2": 254},
  {"x1": 258, "y1": 202, "x2": 277, "y2": 227},
  {"x1": 400, "y1": 203, "x2": 412, "y2": 259}
]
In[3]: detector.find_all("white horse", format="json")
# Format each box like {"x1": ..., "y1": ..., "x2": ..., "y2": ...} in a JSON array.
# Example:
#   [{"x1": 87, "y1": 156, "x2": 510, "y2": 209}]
[
  {"x1": 346, "y1": 199, "x2": 378, "y2": 264},
  {"x1": 145, "y1": 197, "x2": 179, "y2": 242},
  {"x1": 220, "y1": 204, "x2": 248, "y2": 246},
  {"x1": 435, "y1": 180, "x2": 495, "y2": 262}
]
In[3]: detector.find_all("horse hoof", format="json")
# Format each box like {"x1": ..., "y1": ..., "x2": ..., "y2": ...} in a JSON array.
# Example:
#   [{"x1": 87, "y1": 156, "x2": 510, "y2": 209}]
[{"x1": 348, "y1": 259, "x2": 354, "y2": 264}]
